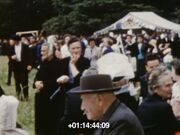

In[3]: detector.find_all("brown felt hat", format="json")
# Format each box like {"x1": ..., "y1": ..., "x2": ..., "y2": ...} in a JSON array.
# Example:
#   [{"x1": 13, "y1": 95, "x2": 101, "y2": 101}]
[{"x1": 68, "y1": 74, "x2": 121, "y2": 94}]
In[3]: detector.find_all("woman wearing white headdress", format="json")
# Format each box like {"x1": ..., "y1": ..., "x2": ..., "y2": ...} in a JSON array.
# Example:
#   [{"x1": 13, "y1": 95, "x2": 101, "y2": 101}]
[{"x1": 0, "y1": 95, "x2": 29, "y2": 135}]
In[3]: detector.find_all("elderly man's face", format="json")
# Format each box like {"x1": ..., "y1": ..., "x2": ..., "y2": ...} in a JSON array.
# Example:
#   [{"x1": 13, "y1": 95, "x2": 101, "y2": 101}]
[{"x1": 80, "y1": 93, "x2": 103, "y2": 121}]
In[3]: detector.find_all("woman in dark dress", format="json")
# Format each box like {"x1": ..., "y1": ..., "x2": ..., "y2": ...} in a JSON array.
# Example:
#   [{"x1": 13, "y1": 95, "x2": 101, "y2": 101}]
[
  {"x1": 34, "y1": 43, "x2": 63, "y2": 135},
  {"x1": 137, "y1": 66, "x2": 178, "y2": 135}
]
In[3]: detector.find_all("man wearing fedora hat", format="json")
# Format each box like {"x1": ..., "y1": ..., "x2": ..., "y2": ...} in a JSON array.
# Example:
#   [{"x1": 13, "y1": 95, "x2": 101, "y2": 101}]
[
  {"x1": 69, "y1": 72, "x2": 144, "y2": 135},
  {"x1": 9, "y1": 35, "x2": 32, "y2": 101}
]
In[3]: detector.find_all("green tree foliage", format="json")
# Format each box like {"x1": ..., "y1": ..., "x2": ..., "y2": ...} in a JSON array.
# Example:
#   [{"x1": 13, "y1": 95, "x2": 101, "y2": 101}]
[
  {"x1": 0, "y1": 0, "x2": 180, "y2": 36},
  {"x1": 0, "y1": 0, "x2": 55, "y2": 37},
  {"x1": 44, "y1": 0, "x2": 126, "y2": 35},
  {"x1": 43, "y1": 0, "x2": 160, "y2": 35},
  {"x1": 0, "y1": 0, "x2": 12, "y2": 36}
]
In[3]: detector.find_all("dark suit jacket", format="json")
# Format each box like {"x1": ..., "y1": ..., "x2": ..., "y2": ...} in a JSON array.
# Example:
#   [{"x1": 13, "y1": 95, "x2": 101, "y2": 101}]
[
  {"x1": 137, "y1": 94, "x2": 178, "y2": 135},
  {"x1": 93, "y1": 99, "x2": 144, "y2": 135},
  {"x1": 140, "y1": 73, "x2": 149, "y2": 98},
  {"x1": 10, "y1": 44, "x2": 32, "y2": 72},
  {"x1": 34, "y1": 58, "x2": 62, "y2": 97},
  {"x1": 127, "y1": 42, "x2": 149, "y2": 59},
  {"x1": 59, "y1": 56, "x2": 90, "y2": 135},
  {"x1": 60, "y1": 56, "x2": 90, "y2": 90},
  {"x1": 171, "y1": 37, "x2": 180, "y2": 58},
  {"x1": 34, "y1": 58, "x2": 64, "y2": 135}
]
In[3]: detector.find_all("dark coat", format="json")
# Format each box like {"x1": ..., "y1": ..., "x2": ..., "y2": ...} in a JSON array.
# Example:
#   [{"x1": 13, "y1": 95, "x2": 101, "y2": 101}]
[
  {"x1": 127, "y1": 42, "x2": 149, "y2": 59},
  {"x1": 127, "y1": 42, "x2": 150, "y2": 78},
  {"x1": 137, "y1": 94, "x2": 178, "y2": 135},
  {"x1": 34, "y1": 58, "x2": 64, "y2": 135},
  {"x1": 10, "y1": 44, "x2": 32, "y2": 73},
  {"x1": 34, "y1": 58, "x2": 62, "y2": 97},
  {"x1": 1, "y1": 43, "x2": 11, "y2": 56},
  {"x1": 171, "y1": 37, "x2": 180, "y2": 58},
  {"x1": 59, "y1": 56, "x2": 91, "y2": 135},
  {"x1": 29, "y1": 44, "x2": 39, "y2": 68},
  {"x1": 116, "y1": 92, "x2": 138, "y2": 114},
  {"x1": 9, "y1": 44, "x2": 32, "y2": 98},
  {"x1": 93, "y1": 99, "x2": 144, "y2": 135},
  {"x1": 140, "y1": 73, "x2": 149, "y2": 98},
  {"x1": 60, "y1": 56, "x2": 90, "y2": 90}
]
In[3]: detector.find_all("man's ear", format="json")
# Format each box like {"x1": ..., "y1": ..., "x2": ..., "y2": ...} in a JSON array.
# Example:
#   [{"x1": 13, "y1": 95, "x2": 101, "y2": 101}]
[{"x1": 97, "y1": 94, "x2": 104, "y2": 107}]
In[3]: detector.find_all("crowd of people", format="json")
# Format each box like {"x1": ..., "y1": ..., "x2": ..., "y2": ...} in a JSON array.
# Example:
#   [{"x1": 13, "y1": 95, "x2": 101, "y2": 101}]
[{"x1": 0, "y1": 30, "x2": 180, "y2": 135}]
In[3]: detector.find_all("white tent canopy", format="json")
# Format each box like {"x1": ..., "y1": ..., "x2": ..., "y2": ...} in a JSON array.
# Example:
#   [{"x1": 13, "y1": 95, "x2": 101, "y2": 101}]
[{"x1": 93, "y1": 12, "x2": 180, "y2": 37}]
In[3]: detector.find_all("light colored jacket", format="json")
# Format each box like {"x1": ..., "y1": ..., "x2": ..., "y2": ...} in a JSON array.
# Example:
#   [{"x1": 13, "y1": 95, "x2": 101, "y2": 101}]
[{"x1": 84, "y1": 45, "x2": 100, "y2": 67}]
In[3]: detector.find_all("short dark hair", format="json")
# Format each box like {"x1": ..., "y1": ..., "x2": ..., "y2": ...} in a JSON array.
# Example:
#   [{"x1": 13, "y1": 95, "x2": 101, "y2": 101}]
[
  {"x1": 126, "y1": 34, "x2": 133, "y2": 38},
  {"x1": 88, "y1": 37, "x2": 96, "y2": 44},
  {"x1": 137, "y1": 34, "x2": 144, "y2": 39},
  {"x1": 172, "y1": 59, "x2": 180, "y2": 76},
  {"x1": 9, "y1": 35, "x2": 21, "y2": 41},
  {"x1": 67, "y1": 36, "x2": 81, "y2": 48},
  {"x1": 145, "y1": 54, "x2": 160, "y2": 65}
]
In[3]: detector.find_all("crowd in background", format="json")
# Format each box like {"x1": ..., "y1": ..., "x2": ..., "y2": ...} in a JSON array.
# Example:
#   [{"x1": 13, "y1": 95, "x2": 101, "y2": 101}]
[{"x1": 0, "y1": 30, "x2": 180, "y2": 135}]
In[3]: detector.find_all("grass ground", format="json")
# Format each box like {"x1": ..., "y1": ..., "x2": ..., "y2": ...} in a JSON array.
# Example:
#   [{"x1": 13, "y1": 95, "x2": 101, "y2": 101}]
[{"x1": 0, "y1": 56, "x2": 36, "y2": 135}]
